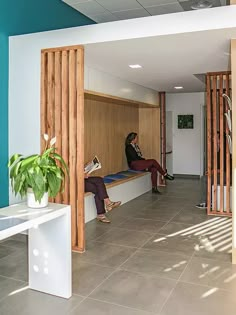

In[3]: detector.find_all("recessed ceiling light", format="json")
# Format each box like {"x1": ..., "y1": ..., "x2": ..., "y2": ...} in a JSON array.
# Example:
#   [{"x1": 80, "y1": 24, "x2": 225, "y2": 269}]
[
  {"x1": 174, "y1": 86, "x2": 183, "y2": 90},
  {"x1": 191, "y1": 0, "x2": 213, "y2": 10},
  {"x1": 129, "y1": 64, "x2": 142, "y2": 69}
]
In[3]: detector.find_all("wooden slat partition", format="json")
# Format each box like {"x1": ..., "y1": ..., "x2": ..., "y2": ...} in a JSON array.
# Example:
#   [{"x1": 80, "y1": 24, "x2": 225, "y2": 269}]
[
  {"x1": 159, "y1": 92, "x2": 166, "y2": 186},
  {"x1": 41, "y1": 45, "x2": 85, "y2": 251},
  {"x1": 225, "y1": 73, "x2": 231, "y2": 211},
  {"x1": 206, "y1": 71, "x2": 232, "y2": 216}
]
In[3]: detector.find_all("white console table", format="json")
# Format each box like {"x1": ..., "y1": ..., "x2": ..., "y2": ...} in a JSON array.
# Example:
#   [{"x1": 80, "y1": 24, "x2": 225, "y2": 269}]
[{"x1": 0, "y1": 202, "x2": 71, "y2": 299}]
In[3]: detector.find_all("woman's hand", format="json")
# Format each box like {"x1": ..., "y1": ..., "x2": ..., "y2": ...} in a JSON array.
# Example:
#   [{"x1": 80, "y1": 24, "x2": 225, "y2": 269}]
[{"x1": 84, "y1": 172, "x2": 89, "y2": 179}]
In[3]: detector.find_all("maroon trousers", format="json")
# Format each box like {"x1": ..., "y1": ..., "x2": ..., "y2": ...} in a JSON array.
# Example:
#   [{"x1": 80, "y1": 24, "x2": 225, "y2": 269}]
[
  {"x1": 130, "y1": 159, "x2": 165, "y2": 187},
  {"x1": 84, "y1": 176, "x2": 109, "y2": 215}
]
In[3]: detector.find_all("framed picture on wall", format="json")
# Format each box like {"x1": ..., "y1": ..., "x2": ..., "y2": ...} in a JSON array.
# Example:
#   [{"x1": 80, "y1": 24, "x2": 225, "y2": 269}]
[{"x1": 178, "y1": 114, "x2": 194, "y2": 129}]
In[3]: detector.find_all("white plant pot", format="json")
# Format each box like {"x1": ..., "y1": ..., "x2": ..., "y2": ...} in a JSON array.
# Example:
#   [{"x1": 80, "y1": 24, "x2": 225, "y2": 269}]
[{"x1": 27, "y1": 188, "x2": 48, "y2": 208}]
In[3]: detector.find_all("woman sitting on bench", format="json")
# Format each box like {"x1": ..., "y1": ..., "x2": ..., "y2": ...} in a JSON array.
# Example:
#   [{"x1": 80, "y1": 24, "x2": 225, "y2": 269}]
[
  {"x1": 84, "y1": 174, "x2": 121, "y2": 223},
  {"x1": 125, "y1": 132, "x2": 174, "y2": 194}
]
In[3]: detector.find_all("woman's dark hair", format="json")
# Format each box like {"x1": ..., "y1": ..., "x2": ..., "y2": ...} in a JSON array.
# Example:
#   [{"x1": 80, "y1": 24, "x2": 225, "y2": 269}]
[{"x1": 125, "y1": 132, "x2": 137, "y2": 146}]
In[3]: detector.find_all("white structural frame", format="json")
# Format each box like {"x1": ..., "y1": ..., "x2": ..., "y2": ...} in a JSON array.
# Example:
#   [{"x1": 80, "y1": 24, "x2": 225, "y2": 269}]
[{"x1": 0, "y1": 203, "x2": 71, "y2": 299}]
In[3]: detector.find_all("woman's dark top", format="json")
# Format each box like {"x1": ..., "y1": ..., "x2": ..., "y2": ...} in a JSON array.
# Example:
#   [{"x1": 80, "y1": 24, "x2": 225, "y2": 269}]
[{"x1": 125, "y1": 144, "x2": 145, "y2": 166}]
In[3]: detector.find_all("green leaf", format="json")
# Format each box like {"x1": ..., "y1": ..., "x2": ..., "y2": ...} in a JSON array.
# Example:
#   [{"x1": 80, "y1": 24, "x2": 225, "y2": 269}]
[
  {"x1": 47, "y1": 172, "x2": 61, "y2": 197},
  {"x1": 8, "y1": 154, "x2": 22, "y2": 167},
  {"x1": 8, "y1": 136, "x2": 69, "y2": 202}
]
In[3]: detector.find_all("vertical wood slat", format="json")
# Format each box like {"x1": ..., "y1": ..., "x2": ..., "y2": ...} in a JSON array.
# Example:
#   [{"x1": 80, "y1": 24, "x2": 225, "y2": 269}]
[
  {"x1": 47, "y1": 52, "x2": 55, "y2": 204},
  {"x1": 161, "y1": 92, "x2": 166, "y2": 176},
  {"x1": 159, "y1": 92, "x2": 166, "y2": 186},
  {"x1": 40, "y1": 52, "x2": 47, "y2": 153},
  {"x1": 54, "y1": 51, "x2": 62, "y2": 204},
  {"x1": 76, "y1": 49, "x2": 85, "y2": 252},
  {"x1": 69, "y1": 50, "x2": 78, "y2": 248},
  {"x1": 206, "y1": 75, "x2": 212, "y2": 215},
  {"x1": 47, "y1": 52, "x2": 55, "y2": 139},
  {"x1": 61, "y1": 51, "x2": 69, "y2": 205},
  {"x1": 219, "y1": 74, "x2": 224, "y2": 213},
  {"x1": 41, "y1": 45, "x2": 85, "y2": 251},
  {"x1": 225, "y1": 74, "x2": 231, "y2": 213},
  {"x1": 212, "y1": 76, "x2": 217, "y2": 211}
]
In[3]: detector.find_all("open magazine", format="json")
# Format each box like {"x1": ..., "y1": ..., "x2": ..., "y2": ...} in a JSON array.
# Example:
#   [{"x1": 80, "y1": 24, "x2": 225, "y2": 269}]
[{"x1": 84, "y1": 156, "x2": 101, "y2": 174}]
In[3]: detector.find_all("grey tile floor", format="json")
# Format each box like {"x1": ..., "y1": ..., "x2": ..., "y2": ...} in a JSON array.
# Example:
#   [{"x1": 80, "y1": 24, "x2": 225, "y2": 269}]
[{"x1": 0, "y1": 178, "x2": 234, "y2": 314}]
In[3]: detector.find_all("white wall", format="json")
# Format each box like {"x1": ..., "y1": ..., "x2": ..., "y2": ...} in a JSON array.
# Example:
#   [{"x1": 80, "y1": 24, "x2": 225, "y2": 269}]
[
  {"x1": 85, "y1": 66, "x2": 158, "y2": 104},
  {"x1": 166, "y1": 92, "x2": 205, "y2": 176}
]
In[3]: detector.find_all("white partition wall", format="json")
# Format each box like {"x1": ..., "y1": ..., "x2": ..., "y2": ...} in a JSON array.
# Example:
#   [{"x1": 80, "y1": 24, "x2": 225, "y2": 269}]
[{"x1": 166, "y1": 92, "x2": 205, "y2": 176}]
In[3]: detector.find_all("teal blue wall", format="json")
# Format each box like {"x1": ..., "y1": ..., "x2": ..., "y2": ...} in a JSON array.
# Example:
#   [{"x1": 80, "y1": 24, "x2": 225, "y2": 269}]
[
  {"x1": 0, "y1": 0, "x2": 94, "y2": 207},
  {"x1": 0, "y1": 33, "x2": 9, "y2": 207},
  {"x1": 0, "y1": 0, "x2": 95, "y2": 35}
]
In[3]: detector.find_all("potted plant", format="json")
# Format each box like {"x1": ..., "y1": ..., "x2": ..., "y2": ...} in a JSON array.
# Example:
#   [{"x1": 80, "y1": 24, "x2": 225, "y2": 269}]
[{"x1": 8, "y1": 134, "x2": 69, "y2": 208}]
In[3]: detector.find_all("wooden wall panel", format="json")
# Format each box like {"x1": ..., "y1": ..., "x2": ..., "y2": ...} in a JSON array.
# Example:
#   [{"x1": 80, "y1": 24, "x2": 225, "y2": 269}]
[
  {"x1": 84, "y1": 94, "x2": 139, "y2": 175},
  {"x1": 138, "y1": 108, "x2": 160, "y2": 162}
]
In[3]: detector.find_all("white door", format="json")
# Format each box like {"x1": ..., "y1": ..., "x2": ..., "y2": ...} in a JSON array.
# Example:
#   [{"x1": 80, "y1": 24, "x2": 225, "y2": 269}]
[{"x1": 166, "y1": 111, "x2": 173, "y2": 175}]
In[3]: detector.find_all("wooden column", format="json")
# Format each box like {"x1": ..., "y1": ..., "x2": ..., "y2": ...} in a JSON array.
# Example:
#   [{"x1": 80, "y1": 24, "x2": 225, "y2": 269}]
[
  {"x1": 159, "y1": 92, "x2": 166, "y2": 186},
  {"x1": 231, "y1": 40, "x2": 236, "y2": 263},
  {"x1": 41, "y1": 45, "x2": 85, "y2": 252},
  {"x1": 206, "y1": 75, "x2": 212, "y2": 215}
]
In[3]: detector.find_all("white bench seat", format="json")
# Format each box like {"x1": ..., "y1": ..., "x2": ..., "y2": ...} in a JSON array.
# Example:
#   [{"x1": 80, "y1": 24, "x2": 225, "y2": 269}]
[{"x1": 84, "y1": 172, "x2": 151, "y2": 223}]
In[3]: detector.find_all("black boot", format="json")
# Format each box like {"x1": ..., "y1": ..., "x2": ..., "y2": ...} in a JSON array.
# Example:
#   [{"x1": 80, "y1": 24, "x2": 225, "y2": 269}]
[
  {"x1": 164, "y1": 173, "x2": 174, "y2": 180},
  {"x1": 152, "y1": 187, "x2": 161, "y2": 194}
]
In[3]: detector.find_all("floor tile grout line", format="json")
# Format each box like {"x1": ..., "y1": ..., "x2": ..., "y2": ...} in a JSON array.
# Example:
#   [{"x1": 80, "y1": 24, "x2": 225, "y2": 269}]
[
  {"x1": 136, "y1": 231, "x2": 160, "y2": 249},
  {"x1": 84, "y1": 296, "x2": 157, "y2": 314},
  {"x1": 0, "y1": 274, "x2": 27, "y2": 283},
  {"x1": 176, "y1": 279, "x2": 236, "y2": 293},
  {"x1": 67, "y1": 295, "x2": 87, "y2": 314},
  {"x1": 117, "y1": 267, "x2": 188, "y2": 283},
  {"x1": 0, "y1": 281, "x2": 28, "y2": 304},
  {"x1": 157, "y1": 250, "x2": 196, "y2": 315},
  {"x1": 83, "y1": 239, "x2": 142, "y2": 249},
  {"x1": 85, "y1": 267, "x2": 121, "y2": 299},
  {"x1": 157, "y1": 281, "x2": 178, "y2": 315},
  {"x1": 74, "y1": 246, "x2": 195, "y2": 270},
  {"x1": 160, "y1": 248, "x2": 205, "y2": 314},
  {"x1": 176, "y1": 249, "x2": 196, "y2": 282},
  {"x1": 85, "y1": 238, "x2": 148, "y2": 299},
  {"x1": 96, "y1": 225, "x2": 157, "y2": 234}
]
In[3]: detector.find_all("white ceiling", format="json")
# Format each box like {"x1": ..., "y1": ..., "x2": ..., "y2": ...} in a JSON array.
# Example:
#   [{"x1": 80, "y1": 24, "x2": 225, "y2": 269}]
[
  {"x1": 62, "y1": 0, "x2": 227, "y2": 23},
  {"x1": 61, "y1": 0, "x2": 234, "y2": 93},
  {"x1": 84, "y1": 27, "x2": 236, "y2": 93}
]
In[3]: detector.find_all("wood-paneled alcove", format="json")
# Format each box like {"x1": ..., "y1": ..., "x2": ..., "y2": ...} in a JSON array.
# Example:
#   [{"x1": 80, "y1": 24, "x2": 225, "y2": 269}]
[
  {"x1": 41, "y1": 45, "x2": 161, "y2": 252},
  {"x1": 84, "y1": 90, "x2": 161, "y2": 177}
]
